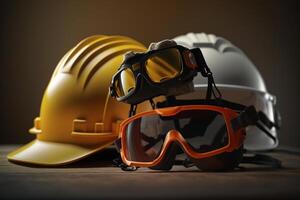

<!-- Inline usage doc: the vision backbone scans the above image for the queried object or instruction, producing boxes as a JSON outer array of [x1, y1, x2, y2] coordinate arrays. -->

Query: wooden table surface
[[1, 145, 300, 200]]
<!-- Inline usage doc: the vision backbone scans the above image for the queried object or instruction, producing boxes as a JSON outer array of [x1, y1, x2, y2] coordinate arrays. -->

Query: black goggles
[[110, 45, 212, 105]]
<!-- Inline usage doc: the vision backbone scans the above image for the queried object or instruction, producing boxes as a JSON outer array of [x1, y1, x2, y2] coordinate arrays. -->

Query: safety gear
[[119, 98, 278, 171], [110, 40, 213, 105], [7, 35, 151, 166], [174, 32, 280, 151]]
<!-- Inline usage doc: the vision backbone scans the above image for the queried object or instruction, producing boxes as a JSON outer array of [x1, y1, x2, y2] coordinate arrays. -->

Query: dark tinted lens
[[175, 110, 229, 152], [124, 110, 229, 162]]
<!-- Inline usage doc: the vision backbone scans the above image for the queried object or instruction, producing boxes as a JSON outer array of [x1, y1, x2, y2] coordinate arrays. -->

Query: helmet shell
[[8, 35, 151, 165], [174, 32, 278, 150]]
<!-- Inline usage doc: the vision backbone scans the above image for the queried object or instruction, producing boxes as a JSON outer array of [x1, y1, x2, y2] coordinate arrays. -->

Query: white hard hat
[[174, 32, 280, 151]]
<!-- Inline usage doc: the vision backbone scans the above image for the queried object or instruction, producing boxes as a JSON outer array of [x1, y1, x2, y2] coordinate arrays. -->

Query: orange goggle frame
[[119, 105, 246, 168]]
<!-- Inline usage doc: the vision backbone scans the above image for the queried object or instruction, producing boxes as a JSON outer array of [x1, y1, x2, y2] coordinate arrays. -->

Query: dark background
[[0, 0, 299, 147]]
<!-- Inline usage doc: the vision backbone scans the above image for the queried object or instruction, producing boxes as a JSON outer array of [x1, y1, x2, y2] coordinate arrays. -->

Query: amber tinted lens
[[114, 68, 136, 97], [124, 110, 229, 162], [145, 48, 182, 83]]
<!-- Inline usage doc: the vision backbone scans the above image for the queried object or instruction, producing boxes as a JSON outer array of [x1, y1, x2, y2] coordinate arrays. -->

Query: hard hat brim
[[7, 139, 114, 166]]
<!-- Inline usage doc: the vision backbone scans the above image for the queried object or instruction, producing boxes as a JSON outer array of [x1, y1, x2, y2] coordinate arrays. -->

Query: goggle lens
[[124, 110, 229, 162], [145, 48, 182, 83], [114, 68, 136, 97]]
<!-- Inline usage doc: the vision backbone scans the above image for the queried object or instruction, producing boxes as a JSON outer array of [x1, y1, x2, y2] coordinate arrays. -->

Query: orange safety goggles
[[119, 104, 248, 168]]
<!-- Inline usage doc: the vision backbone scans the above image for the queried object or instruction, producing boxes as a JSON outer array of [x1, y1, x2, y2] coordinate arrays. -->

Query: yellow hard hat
[[7, 35, 150, 166]]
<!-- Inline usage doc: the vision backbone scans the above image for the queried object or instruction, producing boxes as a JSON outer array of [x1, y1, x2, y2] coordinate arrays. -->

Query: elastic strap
[[129, 104, 137, 117], [207, 73, 222, 99], [206, 74, 213, 99], [158, 98, 277, 135], [231, 105, 278, 144], [157, 98, 246, 110], [258, 111, 279, 129], [157, 98, 278, 144], [191, 48, 210, 77], [191, 48, 222, 100], [231, 106, 258, 131]]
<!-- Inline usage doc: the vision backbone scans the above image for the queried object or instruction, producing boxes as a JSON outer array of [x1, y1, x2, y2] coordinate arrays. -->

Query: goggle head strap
[[191, 48, 222, 99], [190, 48, 211, 77], [231, 106, 258, 131], [231, 105, 278, 144], [156, 98, 279, 144], [129, 104, 138, 117]]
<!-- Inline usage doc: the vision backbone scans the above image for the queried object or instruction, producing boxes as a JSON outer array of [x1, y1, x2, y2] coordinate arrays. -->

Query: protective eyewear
[[119, 99, 279, 169], [120, 104, 246, 168], [110, 45, 212, 105]]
